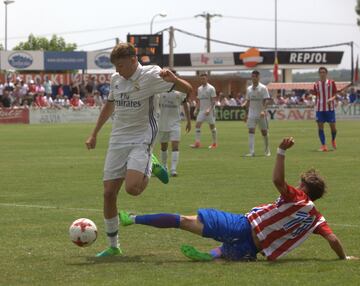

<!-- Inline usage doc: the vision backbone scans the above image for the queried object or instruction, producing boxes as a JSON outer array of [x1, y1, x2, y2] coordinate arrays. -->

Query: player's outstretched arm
[[272, 137, 295, 195], [324, 233, 359, 260], [85, 101, 114, 150]]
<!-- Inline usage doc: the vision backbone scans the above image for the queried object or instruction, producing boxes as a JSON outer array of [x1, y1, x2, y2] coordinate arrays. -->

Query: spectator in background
[[70, 81, 80, 98], [228, 94, 237, 106], [94, 90, 103, 107], [4, 77, 14, 92], [44, 92, 54, 108], [44, 76, 53, 99], [21, 99, 30, 108], [1, 90, 12, 107], [348, 88, 357, 104], [57, 84, 64, 97], [85, 76, 96, 95], [28, 80, 36, 94], [34, 92, 49, 108], [35, 78, 44, 94], [85, 93, 96, 107], [220, 94, 230, 106], [70, 94, 84, 109], [0, 82, 4, 97]]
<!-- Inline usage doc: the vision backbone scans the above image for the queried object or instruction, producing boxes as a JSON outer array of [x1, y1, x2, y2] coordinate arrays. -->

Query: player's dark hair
[[300, 168, 326, 201], [200, 73, 208, 77], [110, 43, 136, 63], [318, 66, 328, 74], [252, 70, 260, 76]]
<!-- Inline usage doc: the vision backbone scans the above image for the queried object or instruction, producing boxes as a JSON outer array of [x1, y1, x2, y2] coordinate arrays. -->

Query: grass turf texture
[[0, 120, 359, 286]]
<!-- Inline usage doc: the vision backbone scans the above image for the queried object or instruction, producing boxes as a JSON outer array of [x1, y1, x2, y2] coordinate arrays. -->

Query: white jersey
[[108, 63, 174, 146], [158, 91, 186, 132], [197, 83, 216, 112], [246, 82, 270, 118]]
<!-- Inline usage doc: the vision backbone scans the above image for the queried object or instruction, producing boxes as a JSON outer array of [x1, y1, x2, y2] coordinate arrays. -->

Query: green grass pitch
[[0, 120, 359, 286]]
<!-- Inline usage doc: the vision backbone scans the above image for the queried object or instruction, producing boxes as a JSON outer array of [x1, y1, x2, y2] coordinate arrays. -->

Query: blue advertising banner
[[44, 52, 87, 70]]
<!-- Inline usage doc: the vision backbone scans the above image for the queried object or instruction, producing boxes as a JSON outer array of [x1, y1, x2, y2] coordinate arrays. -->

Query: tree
[[0, 43, 3, 50], [13, 34, 77, 51], [356, 0, 360, 26]]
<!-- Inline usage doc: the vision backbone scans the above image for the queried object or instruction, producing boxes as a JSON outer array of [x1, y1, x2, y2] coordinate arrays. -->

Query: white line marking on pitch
[[0, 203, 359, 228], [0, 203, 102, 213]]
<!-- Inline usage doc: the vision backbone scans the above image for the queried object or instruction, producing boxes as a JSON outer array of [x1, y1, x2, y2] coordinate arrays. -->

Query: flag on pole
[[273, 55, 279, 82], [354, 55, 359, 82]]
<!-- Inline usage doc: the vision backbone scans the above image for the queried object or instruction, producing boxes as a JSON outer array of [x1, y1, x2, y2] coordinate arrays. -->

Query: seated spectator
[[70, 94, 84, 109], [21, 99, 30, 109], [228, 95, 237, 106], [1, 90, 12, 108], [34, 92, 49, 108], [44, 93, 54, 108], [85, 94, 96, 107], [220, 94, 230, 106]]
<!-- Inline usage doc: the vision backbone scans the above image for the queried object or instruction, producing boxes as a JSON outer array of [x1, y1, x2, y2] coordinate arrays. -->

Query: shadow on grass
[[66, 254, 188, 266]]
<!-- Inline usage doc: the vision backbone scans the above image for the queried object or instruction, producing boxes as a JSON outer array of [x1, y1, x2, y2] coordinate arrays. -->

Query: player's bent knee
[[125, 184, 144, 196], [179, 215, 203, 235]]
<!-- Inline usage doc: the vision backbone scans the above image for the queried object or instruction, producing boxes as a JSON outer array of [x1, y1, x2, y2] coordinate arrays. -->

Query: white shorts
[[196, 111, 216, 125], [103, 144, 151, 181], [158, 128, 181, 143], [247, 117, 269, 130]]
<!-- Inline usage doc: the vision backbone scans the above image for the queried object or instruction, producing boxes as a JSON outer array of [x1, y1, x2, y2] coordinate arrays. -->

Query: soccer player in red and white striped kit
[[313, 67, 338, 152], [118, 137, 358, 261]]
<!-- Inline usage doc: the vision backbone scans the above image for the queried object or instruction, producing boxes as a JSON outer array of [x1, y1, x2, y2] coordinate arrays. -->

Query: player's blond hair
[[110, 43, 136, 64], [300, 168, 326, 201]]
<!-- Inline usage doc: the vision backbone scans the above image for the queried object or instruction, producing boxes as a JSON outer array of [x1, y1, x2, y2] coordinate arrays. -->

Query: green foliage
[[0, 121, 359, 286], [0, 43, 3, 50], [356, 0, 360, 26], [12, 34, 77, 51]]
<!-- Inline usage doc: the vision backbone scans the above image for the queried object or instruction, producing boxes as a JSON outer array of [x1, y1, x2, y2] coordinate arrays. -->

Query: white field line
[[0, 203, 101, 213], [0, 203, 359, 228]]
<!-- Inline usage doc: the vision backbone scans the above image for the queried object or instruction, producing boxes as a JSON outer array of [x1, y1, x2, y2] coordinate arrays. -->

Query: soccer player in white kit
[[190, 73, 218, 149], [242, 70, 272, 157], [158, 82, 191, 177], [85, 43, 193, 257]]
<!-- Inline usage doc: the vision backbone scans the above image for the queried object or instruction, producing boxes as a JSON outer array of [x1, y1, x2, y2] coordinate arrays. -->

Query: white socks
[[161, 150, 168, 169], [171, 151, 179, 172], [249, 133, 255, 154], [211, 128, 217, 144], [104, 216, 119, 248], [263, 134, 269, 152], [195, 128, 201, 142]]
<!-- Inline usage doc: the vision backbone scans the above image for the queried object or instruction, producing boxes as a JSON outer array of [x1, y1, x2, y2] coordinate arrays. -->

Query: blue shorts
[[198, 208, 258, 261], [316, 111, 336, 123]]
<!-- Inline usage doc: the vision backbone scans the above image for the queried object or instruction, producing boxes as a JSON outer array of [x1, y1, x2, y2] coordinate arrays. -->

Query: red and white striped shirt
[[313, 80, 337, 112], [246, 184, 333, 261]]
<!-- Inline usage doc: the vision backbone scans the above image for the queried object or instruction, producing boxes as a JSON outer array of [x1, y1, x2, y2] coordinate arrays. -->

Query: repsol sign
[[290, 52, 327, 64]]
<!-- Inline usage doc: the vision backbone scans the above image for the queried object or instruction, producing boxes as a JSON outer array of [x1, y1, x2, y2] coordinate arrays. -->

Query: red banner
[[0, 108, 29, 124]]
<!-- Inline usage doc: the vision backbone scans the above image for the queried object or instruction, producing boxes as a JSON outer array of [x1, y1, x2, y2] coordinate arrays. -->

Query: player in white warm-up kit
[[158, 85, 191, 177], [190, 73, 218, 149], [85, 43, 192, 257], [242, 70, 272, 157]]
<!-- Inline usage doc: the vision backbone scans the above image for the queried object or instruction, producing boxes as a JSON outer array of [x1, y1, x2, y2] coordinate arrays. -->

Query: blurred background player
[[313, 67, 338, 152], [119, 137, 358, 262], [85, 43, 192, 257], [242, 70, 272, 157], [190, 73, 218, 149], [158, 73, 191, 177]]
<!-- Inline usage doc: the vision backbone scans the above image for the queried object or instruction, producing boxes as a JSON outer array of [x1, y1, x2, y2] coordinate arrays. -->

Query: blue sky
[[1, 0, 359, 70]]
